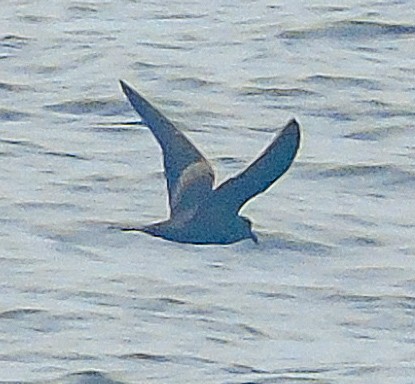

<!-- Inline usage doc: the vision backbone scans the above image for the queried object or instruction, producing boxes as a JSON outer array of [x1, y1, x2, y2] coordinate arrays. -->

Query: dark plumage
[[118, 80, 301, 244]]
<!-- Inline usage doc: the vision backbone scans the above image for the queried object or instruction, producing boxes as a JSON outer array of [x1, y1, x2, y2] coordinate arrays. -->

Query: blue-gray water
[[1, 1, 414, 383]]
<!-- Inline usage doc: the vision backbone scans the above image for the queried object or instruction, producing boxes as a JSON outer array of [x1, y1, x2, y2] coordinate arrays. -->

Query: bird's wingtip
[[288, 117, 300, 128], [119, 80, 138, 101], [119, 79, 129, 92], [282, 118, 301, 137]]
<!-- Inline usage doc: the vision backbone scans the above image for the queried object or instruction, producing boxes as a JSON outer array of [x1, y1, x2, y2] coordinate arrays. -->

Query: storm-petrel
[[118, 80, 301, 244]]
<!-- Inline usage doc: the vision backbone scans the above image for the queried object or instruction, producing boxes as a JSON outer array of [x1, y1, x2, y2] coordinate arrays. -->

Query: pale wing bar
[[120, 80, 214, 216]]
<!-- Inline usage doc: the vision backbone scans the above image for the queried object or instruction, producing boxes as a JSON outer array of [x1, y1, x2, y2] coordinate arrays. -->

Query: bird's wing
[[214, 119, 300, 212], [120, 80, 214, 218]]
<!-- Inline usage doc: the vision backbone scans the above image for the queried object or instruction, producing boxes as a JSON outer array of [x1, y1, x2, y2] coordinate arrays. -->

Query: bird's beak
[[251, 231, 258, 244]]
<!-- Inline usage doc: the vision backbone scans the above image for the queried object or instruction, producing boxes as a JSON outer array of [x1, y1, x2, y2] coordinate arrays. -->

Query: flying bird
[[118, 80, 301, 244]]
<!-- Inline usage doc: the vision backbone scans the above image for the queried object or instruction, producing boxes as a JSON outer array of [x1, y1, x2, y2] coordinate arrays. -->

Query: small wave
[[138, 41, 192, 51], [0, 82, 31, 92], [0, 308, 45, 319], [344, 125, 406, 141], [121, 352, 171, 363], [67, 5, 98, 16], [167, 76, 216, 89], [43, 151, 88, 160], [315, 164, 415, 186], [120, 352, 217, 368], [15, 201, 80, 211], [224, 363, 267, 374], [279, 20, 415, 40], [240, 86, 316, 98], [254, 232, 333, 255], [358, 99, 415, 119], [19, 14, 54, 24], [0, 108, 31, 121], [327, 293, 415, 312], [0, 34, 31, 49], [222, 365, 332, 382], [318, 164, 389, 178], [215, 156, 246, 166], [309, 5, 349, 13], [339, 235, 383, 247], [132, 60, 162, 69], [64, 29, 104, 37], [91, 121, 146, 134], [329, 293, 382, 304], [54, 370, 124, 384], [238, 323, 268, 337], [0, 138, 91, 162], [44, 99, 127, 116], [250, 291, 297, 300], [304, 74, 381, 91], [150, 13, 207, 21]]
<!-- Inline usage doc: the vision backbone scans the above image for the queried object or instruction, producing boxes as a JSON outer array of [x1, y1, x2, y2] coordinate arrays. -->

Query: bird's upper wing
[[214, 119, 300, 212], [120, 80, 214, 218]]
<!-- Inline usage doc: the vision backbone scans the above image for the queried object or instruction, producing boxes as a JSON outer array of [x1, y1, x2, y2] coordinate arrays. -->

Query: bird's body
[[139, 196, 255, 244], [119, 80, 301, 245]]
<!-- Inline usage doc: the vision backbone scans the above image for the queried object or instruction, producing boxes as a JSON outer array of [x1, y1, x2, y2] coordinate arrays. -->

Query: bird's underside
[[118, 80, 301, 244]]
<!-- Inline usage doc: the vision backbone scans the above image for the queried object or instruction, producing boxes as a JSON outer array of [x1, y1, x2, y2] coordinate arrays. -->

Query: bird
[[118, 80, 301, 245]]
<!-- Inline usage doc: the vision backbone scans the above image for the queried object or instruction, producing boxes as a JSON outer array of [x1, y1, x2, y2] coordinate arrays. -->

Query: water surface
[[0, 1, 414, 383]]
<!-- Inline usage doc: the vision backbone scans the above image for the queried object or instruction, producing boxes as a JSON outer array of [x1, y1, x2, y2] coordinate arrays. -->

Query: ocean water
[[1, 0, 414, 383]]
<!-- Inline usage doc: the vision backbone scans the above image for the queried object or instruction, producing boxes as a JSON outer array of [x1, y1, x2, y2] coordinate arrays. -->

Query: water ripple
[[240, 87, 317, 98], [0, 34, 31, 49], [303, 74, 382, 90], [55, 370, 124, 384], [344, 125, 406, 141], [44, 99, 128, 116], [0, 108, 31, 121], [1, 2, 414, 383], [279, 20, 415, 40], [0, 308, 45, 319], [315, 164, 415, 186], [0, 82, 32, 92]]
